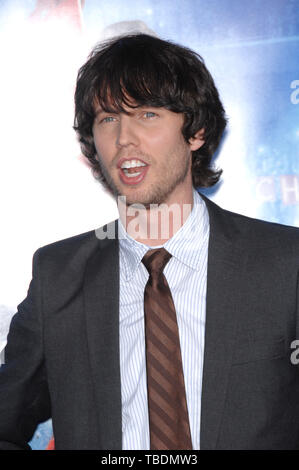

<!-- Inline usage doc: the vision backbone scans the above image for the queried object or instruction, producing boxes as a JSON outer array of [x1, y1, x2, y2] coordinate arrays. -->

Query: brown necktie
[[142, 248, 193, 450]]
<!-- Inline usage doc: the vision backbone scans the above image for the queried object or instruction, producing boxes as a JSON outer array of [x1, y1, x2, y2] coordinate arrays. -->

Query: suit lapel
[[199, 195, 249, 449], [84, 220, 122, 450]]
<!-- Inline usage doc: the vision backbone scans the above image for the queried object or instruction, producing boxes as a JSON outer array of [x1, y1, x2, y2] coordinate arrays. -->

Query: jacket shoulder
[[201, 193, 299, 251], [38, 228, 97, 253], [35, 220, 117, 269], [224, 206, 299, 241]]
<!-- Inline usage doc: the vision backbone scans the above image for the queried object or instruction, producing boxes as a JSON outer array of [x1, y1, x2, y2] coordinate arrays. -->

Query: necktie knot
[[142, 248, 172, 278]]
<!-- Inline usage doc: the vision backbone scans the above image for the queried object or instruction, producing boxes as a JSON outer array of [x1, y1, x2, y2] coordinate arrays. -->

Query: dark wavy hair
[[74, 33, 227, 188]]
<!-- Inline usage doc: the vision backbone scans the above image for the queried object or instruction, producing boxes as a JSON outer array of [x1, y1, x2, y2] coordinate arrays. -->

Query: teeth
[[123, 170, 142, 177], [121, 159, 146, 169]]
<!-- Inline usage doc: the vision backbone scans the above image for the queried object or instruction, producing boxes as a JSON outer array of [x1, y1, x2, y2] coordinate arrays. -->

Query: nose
[[116, 115, 139, 148]]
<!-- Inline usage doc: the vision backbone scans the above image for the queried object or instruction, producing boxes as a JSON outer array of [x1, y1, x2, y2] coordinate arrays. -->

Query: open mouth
[[118, 158, 150, 185], [119, 165, 149, 185]]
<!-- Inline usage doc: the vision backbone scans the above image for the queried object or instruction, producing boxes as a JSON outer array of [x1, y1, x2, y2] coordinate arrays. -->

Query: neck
[[118, 185, 194, 246]]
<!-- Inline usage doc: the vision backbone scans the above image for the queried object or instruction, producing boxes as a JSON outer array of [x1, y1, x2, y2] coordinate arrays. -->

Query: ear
[[189, 128, 205, 151]]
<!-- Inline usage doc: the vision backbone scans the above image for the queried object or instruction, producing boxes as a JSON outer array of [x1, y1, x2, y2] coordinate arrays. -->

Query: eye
[[101, 116, 116, 123], [144, 111, 157, 119]]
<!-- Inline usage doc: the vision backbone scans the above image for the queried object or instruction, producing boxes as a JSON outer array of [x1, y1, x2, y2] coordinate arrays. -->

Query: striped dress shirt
[[118, 188, 210, 450]]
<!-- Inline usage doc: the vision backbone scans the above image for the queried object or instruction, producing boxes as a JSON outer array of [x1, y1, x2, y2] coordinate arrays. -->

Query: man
[[1, 33, 299, 450]]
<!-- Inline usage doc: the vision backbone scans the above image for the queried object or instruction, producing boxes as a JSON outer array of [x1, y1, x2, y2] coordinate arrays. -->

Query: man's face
[[92, 101, 204, 207]]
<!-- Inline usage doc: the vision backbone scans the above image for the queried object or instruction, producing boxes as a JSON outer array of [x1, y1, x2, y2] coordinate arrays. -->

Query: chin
[[114, 183, 164, 207]]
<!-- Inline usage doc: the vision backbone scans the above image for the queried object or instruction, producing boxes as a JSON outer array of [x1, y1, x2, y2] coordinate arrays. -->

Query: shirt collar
[[118, 188, 209, 282]]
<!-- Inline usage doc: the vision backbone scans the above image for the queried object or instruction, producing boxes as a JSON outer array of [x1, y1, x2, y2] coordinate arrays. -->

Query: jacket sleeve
[[0, 249, 51, 450]]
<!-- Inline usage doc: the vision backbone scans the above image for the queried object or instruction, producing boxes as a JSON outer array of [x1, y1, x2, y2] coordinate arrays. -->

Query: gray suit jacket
[[1, 193, 299, 450]]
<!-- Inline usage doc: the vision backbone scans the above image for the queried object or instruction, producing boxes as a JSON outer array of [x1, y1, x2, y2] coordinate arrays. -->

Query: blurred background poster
[[0, 0, 298, 449]]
